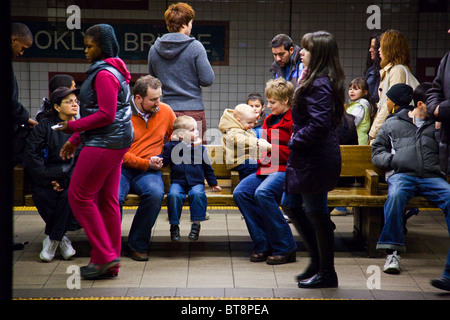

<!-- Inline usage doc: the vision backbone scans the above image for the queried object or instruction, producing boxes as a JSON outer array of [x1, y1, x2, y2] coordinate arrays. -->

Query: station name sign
[[16, 18, 229, 65]]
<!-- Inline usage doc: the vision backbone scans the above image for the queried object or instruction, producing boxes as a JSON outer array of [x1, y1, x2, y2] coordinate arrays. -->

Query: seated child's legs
[[188, 184, 207, 222], [167, 183, 186, 226], [377, 173, 416, 252]]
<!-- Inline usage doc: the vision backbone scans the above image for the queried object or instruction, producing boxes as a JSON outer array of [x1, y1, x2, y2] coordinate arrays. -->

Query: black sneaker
[[170, 225, 180, 242], [188, 223, 201, 241]]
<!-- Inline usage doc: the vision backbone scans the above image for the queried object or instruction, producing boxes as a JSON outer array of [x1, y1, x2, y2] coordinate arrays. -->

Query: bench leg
[[353, 207, 384, 257]]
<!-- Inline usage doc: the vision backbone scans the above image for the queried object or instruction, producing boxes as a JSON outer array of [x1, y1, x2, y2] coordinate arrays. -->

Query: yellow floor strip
[[14, 206, 440, 212], [13, 296, 346, 300], [14, 206, 239, 211]]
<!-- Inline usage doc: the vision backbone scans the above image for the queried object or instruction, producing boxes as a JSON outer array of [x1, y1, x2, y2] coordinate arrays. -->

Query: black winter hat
[[50, 86, 80, 106], [98, 24, 119, 58], [386, 83, 413, 107]]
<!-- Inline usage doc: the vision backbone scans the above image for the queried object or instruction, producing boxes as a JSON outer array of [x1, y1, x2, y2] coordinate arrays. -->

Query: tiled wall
[[12, 0, 450, 142]]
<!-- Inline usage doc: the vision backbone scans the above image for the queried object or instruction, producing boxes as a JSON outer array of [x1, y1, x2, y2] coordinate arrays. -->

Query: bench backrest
[[163, 144, 378, 180], [340, 145, 381, 177]]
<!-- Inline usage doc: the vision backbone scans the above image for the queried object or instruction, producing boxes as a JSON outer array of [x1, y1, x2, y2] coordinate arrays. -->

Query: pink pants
[[68, 146, 128, 265]]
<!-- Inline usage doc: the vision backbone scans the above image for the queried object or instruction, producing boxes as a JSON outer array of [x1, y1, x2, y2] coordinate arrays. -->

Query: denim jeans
[[234, 159, 258, 181], [377, 174, 450, 258], [119, 167, 165, 253], [233, 172, 297, 256], [167, 183, 206, 225]]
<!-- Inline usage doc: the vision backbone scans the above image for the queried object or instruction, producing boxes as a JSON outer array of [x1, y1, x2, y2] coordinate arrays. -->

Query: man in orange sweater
[[119, 75, 176, 261]]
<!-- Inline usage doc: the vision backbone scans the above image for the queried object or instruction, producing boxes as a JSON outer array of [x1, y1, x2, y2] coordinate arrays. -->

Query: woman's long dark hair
[[364, 32, 382, 76], [294, 31, 345, 127]]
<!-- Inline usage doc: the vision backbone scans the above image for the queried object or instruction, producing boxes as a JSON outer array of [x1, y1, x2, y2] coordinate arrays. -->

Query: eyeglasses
[[61, 99, 80, 105]]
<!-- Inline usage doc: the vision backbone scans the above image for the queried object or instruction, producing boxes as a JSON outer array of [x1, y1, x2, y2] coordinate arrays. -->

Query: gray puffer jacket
[[371, 109, 442, 178]]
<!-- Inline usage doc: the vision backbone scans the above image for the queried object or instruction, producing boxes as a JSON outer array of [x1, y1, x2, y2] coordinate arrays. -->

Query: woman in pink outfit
[[58, 24, 133, 279]]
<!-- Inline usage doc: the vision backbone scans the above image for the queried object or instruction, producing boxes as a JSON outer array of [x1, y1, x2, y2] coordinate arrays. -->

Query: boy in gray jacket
[[372, 82, 450, 277]]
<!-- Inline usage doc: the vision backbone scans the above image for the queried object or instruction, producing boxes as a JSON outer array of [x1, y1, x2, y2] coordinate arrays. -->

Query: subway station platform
[[11, 206, 450, 301]]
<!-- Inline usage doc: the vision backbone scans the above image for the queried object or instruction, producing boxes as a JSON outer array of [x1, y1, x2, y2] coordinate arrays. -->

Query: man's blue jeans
[[233, 172, 297, 256], [167, 183, 206, 225], [377, 174, 450, 262], [119, 167, 164, 253]]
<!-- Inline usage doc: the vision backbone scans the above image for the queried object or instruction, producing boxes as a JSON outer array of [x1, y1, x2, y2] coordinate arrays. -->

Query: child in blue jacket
[[155, 116, 221, 241]]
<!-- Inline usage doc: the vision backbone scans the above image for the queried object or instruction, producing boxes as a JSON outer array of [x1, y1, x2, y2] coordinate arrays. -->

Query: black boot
[[298, 214, 338, 288], [188, 223, 201, 241], [170, 225, 180, 242], [282, 206, 319, 281]]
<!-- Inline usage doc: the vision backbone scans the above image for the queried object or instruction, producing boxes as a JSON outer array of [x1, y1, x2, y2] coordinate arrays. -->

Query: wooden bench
[[13, 144, 443, 257]]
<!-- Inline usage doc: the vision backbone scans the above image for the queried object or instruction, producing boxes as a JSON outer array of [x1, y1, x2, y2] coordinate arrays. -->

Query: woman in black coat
[[24, 87, 80, 262], [281, 31, 345, 288]]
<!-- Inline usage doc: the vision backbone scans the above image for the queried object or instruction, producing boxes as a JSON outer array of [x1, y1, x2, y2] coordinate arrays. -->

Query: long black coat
[[427, 51, 450, 175], [285, 76, 341, 194]]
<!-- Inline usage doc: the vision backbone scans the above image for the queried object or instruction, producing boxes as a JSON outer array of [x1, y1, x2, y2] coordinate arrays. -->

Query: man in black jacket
[[372, 83, 450, 283], [11, 22, 37, 166], [426, 33, 450, 291]]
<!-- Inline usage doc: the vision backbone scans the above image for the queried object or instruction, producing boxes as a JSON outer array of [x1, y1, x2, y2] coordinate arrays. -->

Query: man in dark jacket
[[372, 83, 450, 283], [11, 22, 38, 166], [269, 34, 303, 89], [426, 36, 450, 291], [427, 51, 450, 175]]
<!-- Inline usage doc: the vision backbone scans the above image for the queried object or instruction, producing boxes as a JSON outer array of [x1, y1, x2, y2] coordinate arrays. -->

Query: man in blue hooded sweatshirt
[[148, 2, 214, 143]]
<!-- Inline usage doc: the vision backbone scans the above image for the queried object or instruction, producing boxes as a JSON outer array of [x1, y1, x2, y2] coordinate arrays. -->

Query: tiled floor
[[11, 206, 450, 300]]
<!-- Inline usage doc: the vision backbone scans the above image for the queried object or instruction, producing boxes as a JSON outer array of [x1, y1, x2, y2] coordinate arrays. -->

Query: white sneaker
[[59, 235, 76, 260], [383, 251, 401, 274], [39, 236, 59, 262]]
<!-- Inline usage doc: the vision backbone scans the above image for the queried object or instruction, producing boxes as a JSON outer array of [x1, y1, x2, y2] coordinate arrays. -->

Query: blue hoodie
[[148, 33, 214, 111]]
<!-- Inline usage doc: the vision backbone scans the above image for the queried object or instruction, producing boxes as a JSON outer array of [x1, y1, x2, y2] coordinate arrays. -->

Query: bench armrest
[[162, 171, 171, 194], [230, 171, 240, 192], [365, 169, 379, 195], [13, 164, 25, 206]]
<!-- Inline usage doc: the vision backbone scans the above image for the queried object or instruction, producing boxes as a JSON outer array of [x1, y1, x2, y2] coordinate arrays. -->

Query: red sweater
[[257, 108, 293, 175]]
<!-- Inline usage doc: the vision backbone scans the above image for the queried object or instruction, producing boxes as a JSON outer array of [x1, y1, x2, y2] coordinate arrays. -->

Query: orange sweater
[[122, 102, 176, 171]]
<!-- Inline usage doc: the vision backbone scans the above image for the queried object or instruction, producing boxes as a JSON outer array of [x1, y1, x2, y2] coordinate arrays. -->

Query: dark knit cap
[[85, 24, 119, 58], [386, 83, 413, 107]]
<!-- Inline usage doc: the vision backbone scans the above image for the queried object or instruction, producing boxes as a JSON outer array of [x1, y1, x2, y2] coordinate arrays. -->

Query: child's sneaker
[[383, 251, 401, 274]]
